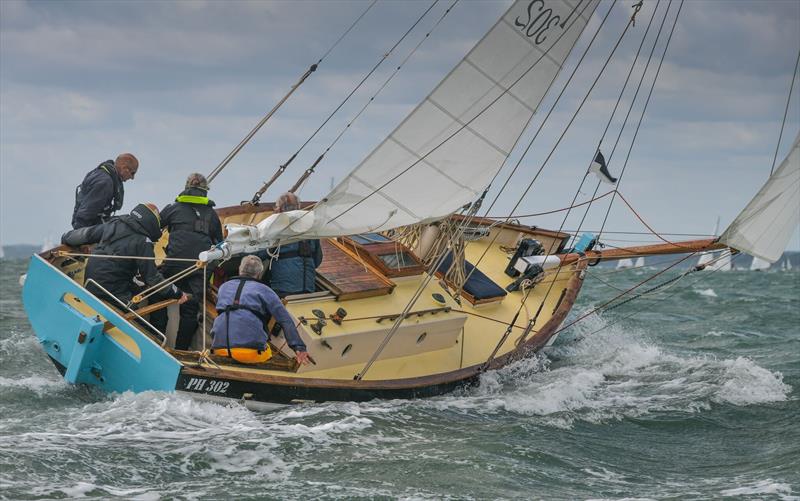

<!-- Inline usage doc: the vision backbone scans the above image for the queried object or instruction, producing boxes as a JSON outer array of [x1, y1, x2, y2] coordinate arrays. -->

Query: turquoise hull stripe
[[22, 255, 182, 393]]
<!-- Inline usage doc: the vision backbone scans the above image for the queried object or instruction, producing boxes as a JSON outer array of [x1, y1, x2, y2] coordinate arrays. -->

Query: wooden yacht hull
[[22, 204, 585, 408]]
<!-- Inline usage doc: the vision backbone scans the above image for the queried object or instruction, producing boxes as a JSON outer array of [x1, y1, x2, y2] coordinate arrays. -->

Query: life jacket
[[270, 241, 316, 294], [172, 193, 215, 235], [74, 160, 124, 222], [215, 277, 273, 360]]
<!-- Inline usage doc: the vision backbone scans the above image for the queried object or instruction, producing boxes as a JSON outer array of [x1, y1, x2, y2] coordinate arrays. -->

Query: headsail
[[720, 133, 800, 263], [211, 0, 600, 257]]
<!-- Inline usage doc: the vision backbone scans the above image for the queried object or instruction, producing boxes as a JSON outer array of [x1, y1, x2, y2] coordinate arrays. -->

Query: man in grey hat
[[150, 173, 223, 350]]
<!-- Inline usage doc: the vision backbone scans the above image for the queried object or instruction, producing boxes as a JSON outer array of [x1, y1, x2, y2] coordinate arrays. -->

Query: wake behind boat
[[21, 0, 800, 410]]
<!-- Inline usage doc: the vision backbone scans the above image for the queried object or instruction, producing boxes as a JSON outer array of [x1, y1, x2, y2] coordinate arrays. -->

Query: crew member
[[268, 192, 323, 297], [211, 255, 310, 365], [83, 203, 188, 306], [150, 173, 223, 350], [72, 153, 139, 229]]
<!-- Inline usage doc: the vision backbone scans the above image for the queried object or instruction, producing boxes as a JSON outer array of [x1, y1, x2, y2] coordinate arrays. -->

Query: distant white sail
[[634, 256, 645, 268], [750, 256, 771, 271], [616, 258, 634, 270], [697, 251, 714, 267], [219, 0, 600, 253], [720, 133, 800, 263], [712, 253, 732, 272]]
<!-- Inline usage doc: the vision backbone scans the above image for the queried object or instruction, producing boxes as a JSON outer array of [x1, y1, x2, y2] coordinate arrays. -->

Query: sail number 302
[[184, 377, 230, 394], [514, 0, 584, 45]]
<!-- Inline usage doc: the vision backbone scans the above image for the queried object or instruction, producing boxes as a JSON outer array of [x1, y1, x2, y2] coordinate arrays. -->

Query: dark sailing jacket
[[84, 204, 181, 304], [72, 160, 124, 229], [159, 188, 223, 270], [268, 240, 323, 297], [211, 277, 307, 352]]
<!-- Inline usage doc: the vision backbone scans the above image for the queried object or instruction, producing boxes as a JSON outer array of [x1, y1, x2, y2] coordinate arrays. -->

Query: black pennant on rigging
[[589, 150, 617, 185]]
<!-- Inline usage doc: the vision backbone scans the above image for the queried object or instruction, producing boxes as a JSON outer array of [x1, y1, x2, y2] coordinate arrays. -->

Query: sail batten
[[720, 133, 800, 263]]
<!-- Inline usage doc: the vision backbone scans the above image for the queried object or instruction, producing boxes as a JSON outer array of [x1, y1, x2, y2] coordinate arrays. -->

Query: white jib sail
[[720, 133, 800, 263], [211, 0, 600, 258]]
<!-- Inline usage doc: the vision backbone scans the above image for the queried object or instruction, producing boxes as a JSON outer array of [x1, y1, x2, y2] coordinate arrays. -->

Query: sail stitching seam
[[424, 96, 511, 157], [388, 135, 480, 193], [462, 57, 535, 114], [349, 173, 421, 219]]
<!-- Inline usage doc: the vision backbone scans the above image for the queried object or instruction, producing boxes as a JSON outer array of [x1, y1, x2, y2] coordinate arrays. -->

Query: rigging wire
[[498, 2, 691, 350], [290, 0, 460, 195], [465, 0, 636, 288], [481, 0, 650, 360], [322, 0, 602, 228], [554, 249, 699, 336], [565, 252, 744, 343], [572, 0, 674, 243], [538, 0, 662, 249], [597, 0, 685, 241], [257, 0, 601, 264], [770, 47, 800, 175], [249, 0, 440, 203], [205, 0, 377, 184], [317, 0, 379, 65]]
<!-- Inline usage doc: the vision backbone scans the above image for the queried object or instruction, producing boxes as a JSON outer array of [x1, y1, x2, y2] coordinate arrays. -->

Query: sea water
[[0, 258, 797, 500]]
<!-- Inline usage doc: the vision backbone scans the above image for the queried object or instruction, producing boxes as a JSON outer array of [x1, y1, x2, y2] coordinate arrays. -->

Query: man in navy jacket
[[268, 192, 323, 297], [72, 153, 139, 229]]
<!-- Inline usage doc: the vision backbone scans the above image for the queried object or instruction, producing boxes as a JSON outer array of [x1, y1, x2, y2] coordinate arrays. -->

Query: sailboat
[[616, 258, 635, 270], [21, 0, 800, 409], [750, 256, 771, 272], [634, 257, 645, 268], [784, 257, 794, 271]]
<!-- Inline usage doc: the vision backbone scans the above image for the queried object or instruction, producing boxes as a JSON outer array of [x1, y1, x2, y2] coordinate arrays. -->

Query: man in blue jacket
[[72, 153, 139, 229], [268, 192, 323, 297], [212, 255, 310, 365]]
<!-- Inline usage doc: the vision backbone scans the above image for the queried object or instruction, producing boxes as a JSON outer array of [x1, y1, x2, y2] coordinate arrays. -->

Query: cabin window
[[377, 252, 418, 270], [340, 234, 426, 278], [350, 233, 392, 245]]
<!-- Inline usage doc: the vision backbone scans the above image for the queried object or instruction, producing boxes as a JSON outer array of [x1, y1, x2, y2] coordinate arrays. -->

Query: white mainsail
[[720, 133, 800, 263], [634, 256, 645, 268], [210, 0, 600, 258]]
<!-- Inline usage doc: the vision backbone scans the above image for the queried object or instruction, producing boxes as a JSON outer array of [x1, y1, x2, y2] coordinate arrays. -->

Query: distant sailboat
[[616, 258, 634, 270], [697, 251, 714, 268], [782, 257, 793, 271], [712, 253, 733, 272], [750, 256, 771, 271], [634, 256, 645, 268], [697, 217, 732, 271]]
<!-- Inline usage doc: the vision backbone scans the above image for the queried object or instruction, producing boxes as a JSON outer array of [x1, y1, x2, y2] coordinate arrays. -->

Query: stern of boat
[[21, 254, 182, 392]]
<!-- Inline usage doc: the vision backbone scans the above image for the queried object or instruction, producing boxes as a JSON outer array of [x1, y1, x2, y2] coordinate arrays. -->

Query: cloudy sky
[[1, 0, 798, 251]]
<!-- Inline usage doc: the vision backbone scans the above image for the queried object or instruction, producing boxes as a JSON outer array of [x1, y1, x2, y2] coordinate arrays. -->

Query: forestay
[[214, 0, 600, 256], [720, 133, 800, 263]]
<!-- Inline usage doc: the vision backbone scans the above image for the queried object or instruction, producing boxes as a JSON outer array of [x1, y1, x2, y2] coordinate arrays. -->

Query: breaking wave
[[422, 312, 791, 428]]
